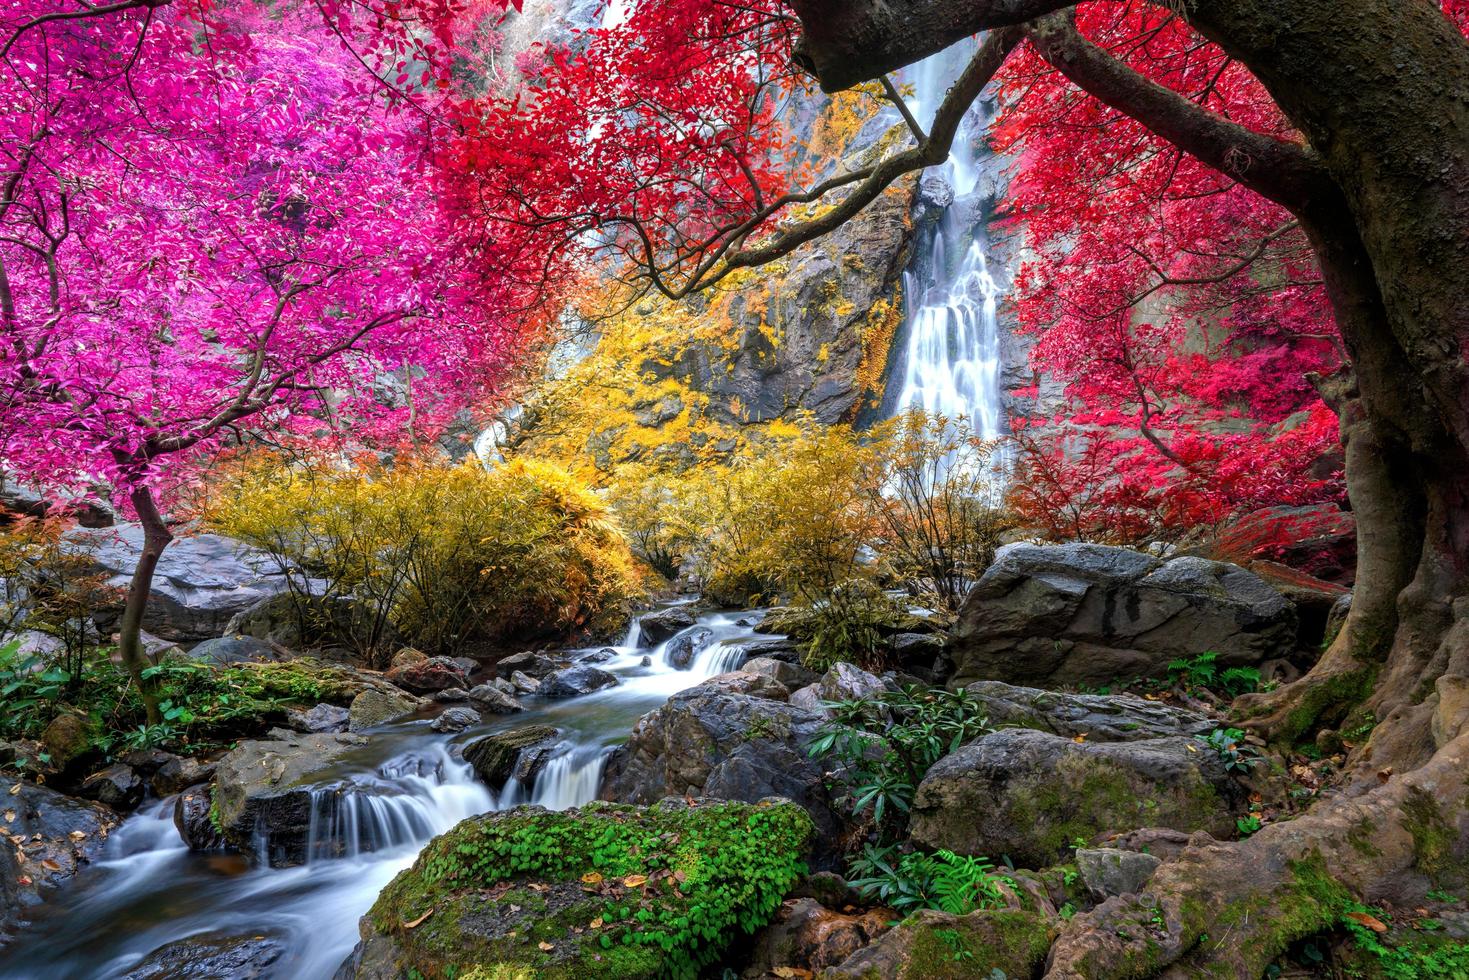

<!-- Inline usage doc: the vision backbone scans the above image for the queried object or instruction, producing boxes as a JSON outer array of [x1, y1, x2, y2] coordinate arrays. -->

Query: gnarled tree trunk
[[117, 485, 170, 726]]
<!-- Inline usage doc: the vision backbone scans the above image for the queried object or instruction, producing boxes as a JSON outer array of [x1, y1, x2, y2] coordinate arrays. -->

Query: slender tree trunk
[[118, 485, 172, 726]]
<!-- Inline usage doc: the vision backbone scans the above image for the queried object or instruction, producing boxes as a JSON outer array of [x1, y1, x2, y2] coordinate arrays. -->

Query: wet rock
[[285, 703, 350, 734], [1076, 847, 1163, 900], [507, 670, 541, 694], [822, 908, 1056, 979], [600, 689, 843, 865], [462, 725, 560, 788], [727, 637, 803, 663], [465, 683, 524, 714], [743, 656, 821, 690], [577, 647, 618, 664], [67, 525, 290, 641], [538, 665, 620, 698], [665, 627, 714, 669], [385, 655, 469, 693], [910, 728, 1239, 868], [210, 731, 370, 866], [42, 709, 92, 770], [430, 687, 468, 702], [693, 670, 790, 700], [493, 651, 566, 680], [174, 783, 227, 851], [449, 657, 478, 676], [0, 781, 118, 943], [949, 543, 1298, 688], [340, 799, 814, 980], [743, 898, 894, 976], [151, 755, 217, 797], [963, 680, 1216, 742], [638, 655, 652, 667], [120, 931, 287, 979], [347, 689, 420, 731], [188, 634, 285, 666], [429, 706, 480, 733], [636, 606, 699, 646], [80, 763, 146, 810]]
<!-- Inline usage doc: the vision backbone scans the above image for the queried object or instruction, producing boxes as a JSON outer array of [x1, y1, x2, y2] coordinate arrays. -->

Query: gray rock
[[174, 783, 227, 851], [384, 655, 468, 693], [285, 703, 350, 734], [949, 543, 1298, 688], [690, 670, 789, 700], [120, 931, 286, 980], [210, 731, 370, 866], [636, 606, 698, 646], [66, 524, 291, 641], [725, 637, 802, 663], [187, 634, 284, 665], [507, 670, 541, 694], [1076, 847, 1163, 900], [664, 627, 713, 669], [347, 689, 420, 731], [964, 680, 1216, 742], [429, 706, 480, 733], [538, 665, 619, 698], [462, 725, 560, 788], [465, 683, 524, 714], [493, 651, 566, 680], [79, 763, 145, 810], [787, 683, 826, 715], [150, 755, 217, 796], [1106, 826, 1201, 861], [816, 662, 891, 703], [910, 728, 1239, 868], [742, 656, 821, 689], [577, 647, 617, 664], [0, 781, 118, 943], [430, 687, 468, 702]]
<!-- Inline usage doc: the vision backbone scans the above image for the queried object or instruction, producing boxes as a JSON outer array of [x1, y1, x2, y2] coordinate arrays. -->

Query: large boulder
[[0, 781, 118, 943], [635, 606, 699, 646], [119, 931, 287, 980], [187, 634, 285, 665], [948, 543, 1298, 688], [79, 763, 146, 810], [66, 524, 291, 641], [461, 725, 561, 788], [384, 655, 469, 693], [338, 799, 814, 980], [963, 680, 1216, 742], [347, 689, 421, 731], [492, 651, 567, 680], [209, 731, 370, 866], [538, 665, 619, 698], [909, 728, 1240, 868], [664, 626, 713, 668], [464, 683, 524, 715], [600, 687, 844, 863]]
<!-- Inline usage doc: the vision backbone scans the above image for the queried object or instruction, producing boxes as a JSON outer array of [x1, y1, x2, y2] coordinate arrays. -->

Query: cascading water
[[0, 605, 773, 979], [887, 40, 1010, 459]]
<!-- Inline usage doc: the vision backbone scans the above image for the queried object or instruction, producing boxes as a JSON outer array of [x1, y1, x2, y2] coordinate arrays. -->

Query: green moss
[[1401, 786, 1461, 881], [895, 909, 1055, 980], [1266, 666, 1377, 745], [370, 800, 813, 979]]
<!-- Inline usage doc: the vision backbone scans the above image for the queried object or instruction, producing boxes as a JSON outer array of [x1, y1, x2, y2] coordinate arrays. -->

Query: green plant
[[1336, 902, 1469, 979], [798, 580, 905, 672], [1236, 814, 1263, 837], [1197, 727, 1261, 773], [1165, 652, 1262, 698], [808, 685, 991, 841], [847, 844, 1013, 915]]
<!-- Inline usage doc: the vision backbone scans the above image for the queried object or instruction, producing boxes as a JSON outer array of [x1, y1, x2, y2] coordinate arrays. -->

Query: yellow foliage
[[854, 289, 904, 409]]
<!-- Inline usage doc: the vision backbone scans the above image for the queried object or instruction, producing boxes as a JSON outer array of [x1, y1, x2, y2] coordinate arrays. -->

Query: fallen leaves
[[402, 909, 435, 929], [580, 871, 603, 885], [1346, 911, 1388, 933], [622, 874, 648, 888], [537, 941, 555, 951]]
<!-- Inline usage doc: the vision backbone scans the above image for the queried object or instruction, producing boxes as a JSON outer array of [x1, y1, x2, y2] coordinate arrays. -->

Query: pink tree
[[0, 0, 523, 718]]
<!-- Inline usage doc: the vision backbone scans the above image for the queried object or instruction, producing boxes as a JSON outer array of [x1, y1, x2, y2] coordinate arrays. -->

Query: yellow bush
[[204, 457, 642, 661]]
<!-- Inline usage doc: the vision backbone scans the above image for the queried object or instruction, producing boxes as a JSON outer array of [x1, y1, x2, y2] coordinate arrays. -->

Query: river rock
[[821, 908, 1056, 979], [285, 702, 350, 734], [347, 689, 420, 731], [120, 931, 287, 979], [538, 665, 619, 698], [462, 725, 561, 788], [909, 728, 1239, 868], [742, 656, 821, 690], [173, 783, 227, 851], [66, 524, 290, 641], [963, 680, 1216, 742], [742, 898, 895, 976], [0, 781, 118, 943], [665, 626, 713, 668], [79, 763, 146, 810], [493, 651, 566, 680], [150, 754, 217, 796], [600, 688, 844, 864], [577, 647, 618, 664], [465, 683, 524, 714], [693, 670, 790, 700], [948, 543, 1298, 688], [1076, 847, 1163, 900], [188, 634, 286, 665], [636, 606, 699, 645], [210, 731, 370, 866], [508, 669, 541, 694], [384, 655, 468, 693], [727, 637, 803, 663], [429, 706, 481, 733]]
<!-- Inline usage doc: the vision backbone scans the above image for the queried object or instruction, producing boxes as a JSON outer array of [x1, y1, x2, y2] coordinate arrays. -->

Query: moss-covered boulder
[[910, 728, 1240, 868], [341, 798, 815, 979], [462, 725, 560, 788], [820, 908, 1056, 979]]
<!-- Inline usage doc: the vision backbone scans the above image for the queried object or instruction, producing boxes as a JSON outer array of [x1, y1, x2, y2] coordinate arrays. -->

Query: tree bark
[[118, 485, 171, 726]]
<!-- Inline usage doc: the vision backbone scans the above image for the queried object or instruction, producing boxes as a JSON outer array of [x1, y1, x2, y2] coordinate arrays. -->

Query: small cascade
[[500, 743, 612, 811]]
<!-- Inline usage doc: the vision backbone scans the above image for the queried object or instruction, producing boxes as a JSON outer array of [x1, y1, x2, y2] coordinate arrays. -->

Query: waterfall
[[888, 39, 1009, 455]]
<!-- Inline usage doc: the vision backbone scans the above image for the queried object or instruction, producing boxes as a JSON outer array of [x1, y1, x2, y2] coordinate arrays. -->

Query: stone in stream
[[120, 931, 287, 979], [285, 702, 350, 734], [384, 655, 469, 693], [465, 683, 525, 714], [79, 763, 146, 811], [909, 728, 1241, 869], [537, 664, 619, 698], [429, 706, 480, 733], [742, 657, 821, 690], [209, 731, 371, 866], [0, 781, 119, 944], [461, 725, 560, 788], [664, 626, 713, 668], [507, 670, 541, 694], [493, 650, 566, 680], [635, 605, 698, 646], [174, 783, 228, 851], [347, 689, 420, 732], [577, 647, 618, 664], [947, 542, 1298, 689], [742, 897, 896, 975], [149, 754, 217, 797]]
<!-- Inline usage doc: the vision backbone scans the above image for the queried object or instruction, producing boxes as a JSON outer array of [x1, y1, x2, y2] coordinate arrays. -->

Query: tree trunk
[[118, 485, 172, 726]]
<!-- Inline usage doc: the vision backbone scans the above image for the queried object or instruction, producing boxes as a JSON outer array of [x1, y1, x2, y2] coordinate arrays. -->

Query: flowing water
[[1, 606, 770, 979]]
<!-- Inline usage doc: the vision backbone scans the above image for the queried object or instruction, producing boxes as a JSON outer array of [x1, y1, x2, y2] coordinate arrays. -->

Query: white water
[[1, 605, 772, 979], [890, 41, 1008, 449]]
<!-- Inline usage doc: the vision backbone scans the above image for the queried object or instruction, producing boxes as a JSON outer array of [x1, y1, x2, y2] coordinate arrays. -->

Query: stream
[[0, 605, 767, 979]]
